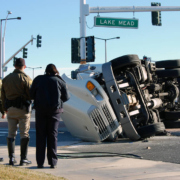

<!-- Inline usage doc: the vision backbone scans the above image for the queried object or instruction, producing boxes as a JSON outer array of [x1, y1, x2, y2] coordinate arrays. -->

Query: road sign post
[[94, 17, 139, 29]]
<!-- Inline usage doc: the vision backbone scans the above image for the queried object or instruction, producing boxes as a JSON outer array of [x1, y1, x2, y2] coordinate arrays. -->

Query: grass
[[0, 164, 67, 180]]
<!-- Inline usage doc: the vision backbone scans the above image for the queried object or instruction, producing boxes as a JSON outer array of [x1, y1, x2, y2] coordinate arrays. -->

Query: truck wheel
[[163, 120, 180, 128], [136, 122, 165, 138], [110, 54, 141, 70], [156, 60, 180, 69], [156, 69, 180, 78], [164, 111, 180, 121]]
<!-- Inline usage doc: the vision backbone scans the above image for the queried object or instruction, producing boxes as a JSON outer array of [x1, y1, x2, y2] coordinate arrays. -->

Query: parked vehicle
[[61, 54, 180, 142]]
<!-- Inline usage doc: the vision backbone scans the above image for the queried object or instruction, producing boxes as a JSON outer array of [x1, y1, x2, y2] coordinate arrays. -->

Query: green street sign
[[94, 17, 139, 29]]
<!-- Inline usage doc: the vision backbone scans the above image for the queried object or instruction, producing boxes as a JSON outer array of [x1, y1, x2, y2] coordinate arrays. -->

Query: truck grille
[[101, 104, 117, 131], [90, 108, 109, 140]]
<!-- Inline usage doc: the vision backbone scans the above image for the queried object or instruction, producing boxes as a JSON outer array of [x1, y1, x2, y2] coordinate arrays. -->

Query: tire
[[110, 54, 141, 70], [163, 120, 180, 128], [164, 111, 180, 121], [156, 60, 180, 69], [136, 122, 165, 138], [156, 69, 180, 78]]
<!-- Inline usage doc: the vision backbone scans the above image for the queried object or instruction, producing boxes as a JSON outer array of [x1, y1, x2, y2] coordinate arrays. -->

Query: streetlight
[[95, 37, 120, 63], [26, 67, 42, 79], [0, 11, 21, 78]]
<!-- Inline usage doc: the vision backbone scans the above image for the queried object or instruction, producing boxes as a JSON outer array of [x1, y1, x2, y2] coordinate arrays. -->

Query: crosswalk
[[0, 130, 8, 137], [0, 128, 79, 147]]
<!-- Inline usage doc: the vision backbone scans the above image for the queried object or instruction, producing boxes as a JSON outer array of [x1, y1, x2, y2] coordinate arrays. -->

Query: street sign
[[94, 16, 139, 29]]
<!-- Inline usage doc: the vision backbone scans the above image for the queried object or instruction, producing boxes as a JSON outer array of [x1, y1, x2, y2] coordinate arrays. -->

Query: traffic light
[[13, 57, 17, 66], [143, 55, 151, 62], [37, 35, 42, 48], [143, 56, 147, 60], [23, 48, 28, 58], [71, 38, 81, 63], [151, 2, 162, 26], [85, 36, 95, 62]]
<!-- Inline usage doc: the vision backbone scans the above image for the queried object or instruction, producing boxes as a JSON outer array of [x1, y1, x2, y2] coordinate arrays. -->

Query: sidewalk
[[1, 145, 180, 180]]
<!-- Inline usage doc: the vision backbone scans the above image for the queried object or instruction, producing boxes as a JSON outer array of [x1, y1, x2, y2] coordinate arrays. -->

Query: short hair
[[14, 58, 25, 67], [45, 64, 59, 75]]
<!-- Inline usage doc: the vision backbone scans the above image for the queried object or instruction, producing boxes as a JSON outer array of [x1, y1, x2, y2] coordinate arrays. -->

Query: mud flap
[[102, 62, 140, 141]]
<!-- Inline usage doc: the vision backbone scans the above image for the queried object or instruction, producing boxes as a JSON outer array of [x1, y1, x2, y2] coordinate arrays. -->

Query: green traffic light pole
[[26, 66, 42, 79], [95, 37, 120, 63]]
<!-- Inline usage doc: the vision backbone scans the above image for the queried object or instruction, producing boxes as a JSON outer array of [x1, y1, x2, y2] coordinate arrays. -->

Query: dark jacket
[[30, 74, 70, 110]]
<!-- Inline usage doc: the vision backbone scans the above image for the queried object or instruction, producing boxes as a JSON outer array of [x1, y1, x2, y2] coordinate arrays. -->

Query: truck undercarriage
[[61, 55, 180, 142]]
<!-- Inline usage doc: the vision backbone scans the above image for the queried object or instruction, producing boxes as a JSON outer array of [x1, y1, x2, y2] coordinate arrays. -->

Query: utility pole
[[80, 0, 89, 64]]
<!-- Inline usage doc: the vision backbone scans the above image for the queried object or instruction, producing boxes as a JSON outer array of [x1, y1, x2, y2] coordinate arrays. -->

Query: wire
[[86, 21, 94, 29], [57, 152, 143, 159]]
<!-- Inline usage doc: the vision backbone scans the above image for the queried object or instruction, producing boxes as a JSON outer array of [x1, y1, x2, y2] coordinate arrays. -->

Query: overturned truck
[[61, 55, 180, 142]]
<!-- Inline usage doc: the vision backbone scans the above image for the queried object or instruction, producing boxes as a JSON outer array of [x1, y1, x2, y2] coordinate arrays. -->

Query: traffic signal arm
[[3, 37, 34, 68]]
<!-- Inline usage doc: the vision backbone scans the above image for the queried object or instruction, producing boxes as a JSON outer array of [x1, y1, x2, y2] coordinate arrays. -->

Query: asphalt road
[[1, 128, 180, 164], [1, 111, 180, 165], [60, 135, 180, 164]]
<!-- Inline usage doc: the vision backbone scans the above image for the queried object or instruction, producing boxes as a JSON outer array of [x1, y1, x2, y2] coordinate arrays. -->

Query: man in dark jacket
[[30, 75, 69, 110], [30, 64, 69, 168]]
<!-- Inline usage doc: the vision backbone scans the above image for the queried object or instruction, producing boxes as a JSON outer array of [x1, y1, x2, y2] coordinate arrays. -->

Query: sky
[[1, 0, 180, 79]]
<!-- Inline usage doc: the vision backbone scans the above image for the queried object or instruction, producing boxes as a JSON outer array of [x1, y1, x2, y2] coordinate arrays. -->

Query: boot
[[19, 137, 32, 166], [7, 137, 17, 165], [0, 157, 3, 162]]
